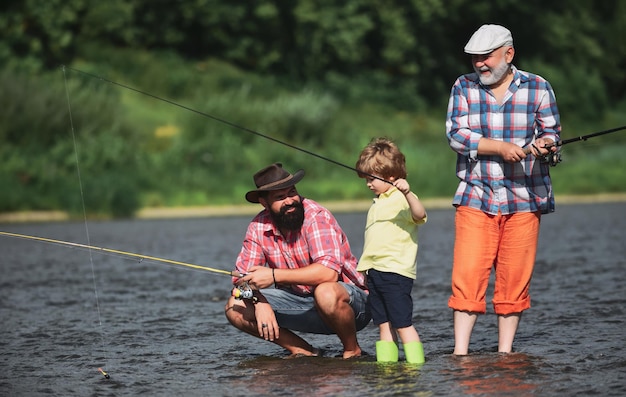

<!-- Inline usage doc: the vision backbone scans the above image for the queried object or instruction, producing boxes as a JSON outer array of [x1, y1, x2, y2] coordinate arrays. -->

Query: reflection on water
[[441, 353, 542, 396], [231, 355, 432, 397]]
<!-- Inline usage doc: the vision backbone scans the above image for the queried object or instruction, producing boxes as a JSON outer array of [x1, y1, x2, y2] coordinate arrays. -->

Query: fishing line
[[61, 65, 393, 185], [62, 65, 112, 379], [0, 228, 244, 380]]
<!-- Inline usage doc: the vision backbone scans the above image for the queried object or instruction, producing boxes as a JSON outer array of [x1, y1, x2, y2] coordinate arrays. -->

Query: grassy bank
[[2, 193, 626, 224], [1, 50, 625, 219]]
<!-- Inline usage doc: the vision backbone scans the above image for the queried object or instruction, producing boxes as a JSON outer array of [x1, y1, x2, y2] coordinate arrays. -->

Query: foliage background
[[1, 0, 625, 218]]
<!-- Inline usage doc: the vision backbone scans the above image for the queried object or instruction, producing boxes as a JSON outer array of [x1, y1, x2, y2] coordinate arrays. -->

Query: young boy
[[355, 137, 427, 364]]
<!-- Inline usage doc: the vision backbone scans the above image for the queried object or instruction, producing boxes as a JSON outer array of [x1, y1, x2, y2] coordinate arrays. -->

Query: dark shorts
[[367, 269, 414, 328], [260, 282, 371, 334]]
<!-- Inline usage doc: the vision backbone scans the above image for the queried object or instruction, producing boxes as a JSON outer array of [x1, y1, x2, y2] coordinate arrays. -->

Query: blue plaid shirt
[[446, 65, 561, 215]]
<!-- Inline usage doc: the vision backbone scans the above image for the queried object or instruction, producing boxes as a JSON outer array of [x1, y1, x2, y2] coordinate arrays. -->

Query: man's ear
[[258, 197, 269, 210], [505, 46, 515, 63]]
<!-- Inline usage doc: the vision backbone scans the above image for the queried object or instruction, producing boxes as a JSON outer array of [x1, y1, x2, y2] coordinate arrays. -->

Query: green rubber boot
[[403, 341, 425, 364], [375, 341, 399, 362]]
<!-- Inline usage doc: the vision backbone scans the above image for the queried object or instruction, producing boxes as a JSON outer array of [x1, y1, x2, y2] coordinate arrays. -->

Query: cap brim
[[464, 48, 494, 55]]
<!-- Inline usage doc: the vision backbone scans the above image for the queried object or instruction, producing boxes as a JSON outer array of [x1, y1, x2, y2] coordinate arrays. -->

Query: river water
[[1, 201, 624, 396]]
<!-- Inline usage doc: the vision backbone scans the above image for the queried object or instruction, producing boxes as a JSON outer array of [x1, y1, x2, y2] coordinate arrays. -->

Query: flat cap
[[464, 24, 513, 54]]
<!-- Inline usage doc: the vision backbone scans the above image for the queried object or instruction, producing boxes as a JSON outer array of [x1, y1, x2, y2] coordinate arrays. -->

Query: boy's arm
[[394, 179, 427, 222]]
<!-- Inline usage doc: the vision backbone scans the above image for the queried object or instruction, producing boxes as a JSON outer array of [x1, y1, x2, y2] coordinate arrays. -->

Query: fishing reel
[[526, 143, 561, 167], [539, 152, 562, 167], [232, 282, 258, 303]]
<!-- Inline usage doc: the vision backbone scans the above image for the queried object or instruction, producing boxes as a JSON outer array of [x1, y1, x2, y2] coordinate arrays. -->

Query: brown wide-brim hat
[[245, 163, 305, 203]]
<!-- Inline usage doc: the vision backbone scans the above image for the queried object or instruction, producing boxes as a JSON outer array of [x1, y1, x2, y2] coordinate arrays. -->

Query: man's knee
[[225, 297, 246, 325], [314, 282, 349, 311], [316, 281, 345, 297]]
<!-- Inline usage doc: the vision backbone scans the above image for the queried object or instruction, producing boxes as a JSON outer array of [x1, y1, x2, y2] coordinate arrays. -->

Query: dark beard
[[270, 200, 305, 232]]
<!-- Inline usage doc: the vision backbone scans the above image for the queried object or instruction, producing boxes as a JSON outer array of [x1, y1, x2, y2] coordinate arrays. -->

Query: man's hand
[[499, 141, 528, 163], [254, 301, 279, 341], [522, 138, 557, 158], [239, 266, 274, 289]]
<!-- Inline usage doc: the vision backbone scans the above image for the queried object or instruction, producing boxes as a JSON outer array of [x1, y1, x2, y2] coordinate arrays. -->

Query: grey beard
[[476, 61, 510, 86]]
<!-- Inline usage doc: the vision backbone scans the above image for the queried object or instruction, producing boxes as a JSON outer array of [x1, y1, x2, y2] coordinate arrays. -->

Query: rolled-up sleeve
[[303, 211, 343, 274], [232, 221, 266, 284], [446, 79, 482, 161], [535, 83, 560, 144]]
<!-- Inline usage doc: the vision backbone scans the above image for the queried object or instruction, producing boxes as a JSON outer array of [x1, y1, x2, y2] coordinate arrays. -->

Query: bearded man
[[224, 163, 371, 359], [445, 24, 561, 355]]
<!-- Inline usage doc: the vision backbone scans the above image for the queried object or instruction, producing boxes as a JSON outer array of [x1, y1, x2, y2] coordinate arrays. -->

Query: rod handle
[[523, 141, 558, 156]]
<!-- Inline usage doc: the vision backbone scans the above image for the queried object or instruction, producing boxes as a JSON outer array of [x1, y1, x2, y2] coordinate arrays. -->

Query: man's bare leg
[[498, 312, 521, 353], [314, 282, 362, 359], [225, 298, 317, 356], [453, 310, 478, 355]]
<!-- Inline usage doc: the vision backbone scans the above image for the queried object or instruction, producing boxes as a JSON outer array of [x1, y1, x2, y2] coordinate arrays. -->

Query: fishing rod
[[1, 231, 257, 301], [552, 125, 626, 147], [61, 65, 393, 185], [0, 231, 243, 278], [524, 125, 626, 165]]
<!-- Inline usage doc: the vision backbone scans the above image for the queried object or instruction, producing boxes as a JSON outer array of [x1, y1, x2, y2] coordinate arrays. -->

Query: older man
[[445, 25, 561, 355]]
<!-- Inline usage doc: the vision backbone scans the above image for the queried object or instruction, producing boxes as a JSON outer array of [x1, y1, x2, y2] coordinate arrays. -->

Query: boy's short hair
[[355, 137, 407, 180]]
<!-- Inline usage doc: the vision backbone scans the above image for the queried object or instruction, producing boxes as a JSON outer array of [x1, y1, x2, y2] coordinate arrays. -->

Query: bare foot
[[342, 347, 362, 359], [284, 347, 323, 359]]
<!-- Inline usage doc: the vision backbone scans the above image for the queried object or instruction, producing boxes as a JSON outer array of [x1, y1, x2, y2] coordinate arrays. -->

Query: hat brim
[[464, 48, 496, 55], [245, 169, 305, 203]]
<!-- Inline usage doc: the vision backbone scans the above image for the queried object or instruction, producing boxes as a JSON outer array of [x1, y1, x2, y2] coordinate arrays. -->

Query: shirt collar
[[378, 186, 398, 199]]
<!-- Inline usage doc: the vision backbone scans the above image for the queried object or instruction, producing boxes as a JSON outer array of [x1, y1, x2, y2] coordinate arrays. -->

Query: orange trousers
[[448, 206, 541, 315]]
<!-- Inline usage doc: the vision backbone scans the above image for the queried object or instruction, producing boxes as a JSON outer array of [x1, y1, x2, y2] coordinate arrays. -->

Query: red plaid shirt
[[234, 198, 366, 294]]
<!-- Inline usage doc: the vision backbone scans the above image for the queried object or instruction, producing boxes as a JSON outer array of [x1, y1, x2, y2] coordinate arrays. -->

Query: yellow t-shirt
[[356, 187, 427, 279]]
